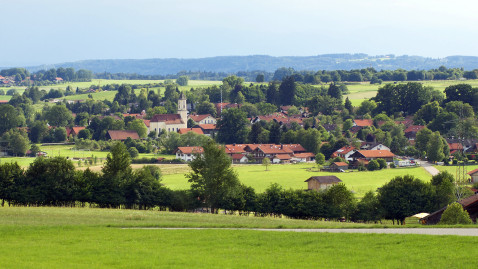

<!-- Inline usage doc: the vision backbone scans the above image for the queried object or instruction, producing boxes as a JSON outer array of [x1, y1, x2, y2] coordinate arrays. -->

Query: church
[[149, 92, 188, 135]]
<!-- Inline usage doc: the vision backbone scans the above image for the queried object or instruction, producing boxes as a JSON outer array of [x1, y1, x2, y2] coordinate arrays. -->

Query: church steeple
[[178, 92, 187, 123]]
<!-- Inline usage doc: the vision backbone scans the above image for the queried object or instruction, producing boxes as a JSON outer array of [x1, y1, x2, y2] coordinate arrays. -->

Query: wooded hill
[[22, 54, 478, 76]]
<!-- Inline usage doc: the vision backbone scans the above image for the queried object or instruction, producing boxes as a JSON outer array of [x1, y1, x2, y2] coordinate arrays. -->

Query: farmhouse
[[178, 127, 204, 135], [175, 146, 204, 162], [231, 154, 248, 164], [305, 176, 342, 191], [291, 152, 316, 162], [66, 126, 86, 137], [197, 124, 217, 137], [149, 92, 187, 135], [331, 146, 356, 161], [350, 150, 395, 162], [273, 154, 291, 164]]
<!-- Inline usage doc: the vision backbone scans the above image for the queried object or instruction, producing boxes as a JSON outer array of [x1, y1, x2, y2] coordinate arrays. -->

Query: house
[[330, 162, 349, 171], [178, 128, 204, 135], [107, 130, 140, 141], [175, 146, 204, 162], [422, 194, 478, 224], [149, 92, 187, 135], [404, 125, 425, 140], [291, 152, 316, 162], [197, 124, 217, 137], [468, 169, 478, 183], [305, 176, 342, 191], [273, 154, 291, 164], [353, 119, 373, 127], [231, 154, 248, 164], [0, 100, 9, 104], [350, 150, 395, 162], [349, 159, 369, 169], [448, 143, 464, 155], [189, 114, 217, 125], [224, 144, 248, 155], [66, 126, 86, 137], [250, 112, 304, 127], [360, 142, 390, 151], [331, 146, 356, 161]]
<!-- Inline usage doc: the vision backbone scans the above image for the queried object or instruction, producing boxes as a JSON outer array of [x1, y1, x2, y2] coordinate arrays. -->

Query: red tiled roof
[[468, 169, 478, 176], [176, 146, 204, 154], [70, 126, 86, 136], [178, 128, 204, 135], [0, 100, 8, 104], [274, 154, 292, 160], [282, 144, 307, 152], [404, 125, 425, 133], [305, 176, 342, 184], [231, 153, 246, 160], [333, 146, 356, 156], [151, 114, 184, 124], [198, 124, 216, 130], [332, 162, 349, 167], [189, 114, 212, 122], [143, 119, 150, 127], [225, 144, 248, 153], [354, 119, 373, 127], [293, 152, 316, 158], [107, 130, 140, 140], [257, 145, 293, 154], [355, 150, 395, 158], [448, 143, 463, 150]]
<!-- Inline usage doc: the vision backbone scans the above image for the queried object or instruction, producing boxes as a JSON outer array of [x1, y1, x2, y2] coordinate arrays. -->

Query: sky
[[2, 0, 478, 66]]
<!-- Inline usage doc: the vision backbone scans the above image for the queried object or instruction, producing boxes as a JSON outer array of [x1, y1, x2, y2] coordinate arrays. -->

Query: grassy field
[[162, 163, 432, 197], [0, 206, 478, 268], [0, 144, 175, 168]]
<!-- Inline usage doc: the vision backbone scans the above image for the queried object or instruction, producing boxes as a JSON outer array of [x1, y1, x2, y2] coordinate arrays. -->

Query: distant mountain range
[[21, 54, 478, 75]]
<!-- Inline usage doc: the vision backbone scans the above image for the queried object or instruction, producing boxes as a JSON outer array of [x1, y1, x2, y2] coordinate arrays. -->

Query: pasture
[[0, 206, 478, 268], [162, 163, 432, 197]]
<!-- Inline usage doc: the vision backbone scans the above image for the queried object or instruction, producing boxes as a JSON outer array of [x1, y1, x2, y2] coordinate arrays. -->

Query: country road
[[421, 161, 440, 176], [123, 227, 478, 236]]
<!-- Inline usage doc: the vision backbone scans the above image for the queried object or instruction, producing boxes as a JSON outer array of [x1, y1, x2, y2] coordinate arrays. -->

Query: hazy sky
[[2, 0, 478, 66]]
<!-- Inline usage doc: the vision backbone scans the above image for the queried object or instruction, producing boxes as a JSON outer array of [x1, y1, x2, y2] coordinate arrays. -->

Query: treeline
[[0, 142, 461, 224], [94, 66, 478, 83], [0, 67, 92, 86]]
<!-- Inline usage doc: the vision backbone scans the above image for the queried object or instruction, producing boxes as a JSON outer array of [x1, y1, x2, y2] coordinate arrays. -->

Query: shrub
[[377, 158, 387, 169], [128, 147, 139, 158], [389, 163, 396, 168], [439, 202, 472, 225], [367, 160, 380, 171]]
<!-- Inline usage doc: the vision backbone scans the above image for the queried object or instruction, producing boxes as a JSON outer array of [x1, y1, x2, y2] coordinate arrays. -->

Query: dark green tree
[[216, 108, 249, 144], [186, 141, 241, 213], [279, 76, 296, 105]]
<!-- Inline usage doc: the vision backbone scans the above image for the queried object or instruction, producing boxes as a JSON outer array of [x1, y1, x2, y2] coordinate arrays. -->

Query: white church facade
[[149, 92, 188, 135]]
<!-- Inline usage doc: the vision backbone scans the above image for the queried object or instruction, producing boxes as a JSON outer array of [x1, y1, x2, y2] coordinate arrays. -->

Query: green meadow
[[0, 206, 477, 268], [162, 163, 432, 197]]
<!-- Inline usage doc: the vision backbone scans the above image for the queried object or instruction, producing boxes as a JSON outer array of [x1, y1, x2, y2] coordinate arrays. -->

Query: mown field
[[2, 79, 478, 106], [0, 206, 477, 268], [162, 163, 432, 197]]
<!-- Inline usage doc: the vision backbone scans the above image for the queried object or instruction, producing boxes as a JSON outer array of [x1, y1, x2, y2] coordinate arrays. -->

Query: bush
[[389, 163, 396, 168], [367, 160, 380, 171], [377, 158, 387, 169], [128, 147, 139, 158], [439, 202, 472, 225]]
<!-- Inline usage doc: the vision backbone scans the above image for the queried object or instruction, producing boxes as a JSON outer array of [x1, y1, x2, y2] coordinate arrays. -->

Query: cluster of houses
[[0, 75, 16, 86], [175, 143, 316, 164]]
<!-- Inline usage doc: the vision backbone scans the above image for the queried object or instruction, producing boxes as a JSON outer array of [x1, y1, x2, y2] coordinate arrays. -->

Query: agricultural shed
[[422, 194, 478, 224], [305, 176, 342, 191], [330, 162, 349, 171]]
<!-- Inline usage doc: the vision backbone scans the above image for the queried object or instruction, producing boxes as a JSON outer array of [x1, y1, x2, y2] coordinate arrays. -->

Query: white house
[[175, 146, 204, 162], [149, 92, 188, 135]]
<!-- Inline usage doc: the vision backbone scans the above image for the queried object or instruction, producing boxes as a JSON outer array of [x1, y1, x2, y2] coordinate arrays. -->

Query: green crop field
[[0, 206, 477, 268], [162, 163, 432, 197]]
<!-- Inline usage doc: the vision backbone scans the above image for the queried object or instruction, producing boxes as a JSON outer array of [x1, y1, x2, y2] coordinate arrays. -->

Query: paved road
[[421, 161, 440, 176], [124, 227, 478, 236]]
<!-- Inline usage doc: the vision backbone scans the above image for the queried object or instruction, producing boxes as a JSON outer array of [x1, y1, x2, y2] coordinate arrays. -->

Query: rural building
[[197, 124, 217, 137], [66, 126, 86, 137], [188, 114, 217, 125], [305, 176, 342, 191], [422, 194, 478, 224], [272, 154, 291, 164], [331, 146, 356, 161], [468, 169, 478, 183], [353, 119, 373, 127], [149, 92, 187, 135], [231, 154, 248, 164], [178, 127, 204, 135], [404, 125, 425, 140], [350, 150, 395, 162], [107, 130, 140, 141], [360, 142, 390, 151], [175, 146, 204, 162], [291, 152, 316, 162], [448, 143, 464, 155], [330, 162, 349, 171]]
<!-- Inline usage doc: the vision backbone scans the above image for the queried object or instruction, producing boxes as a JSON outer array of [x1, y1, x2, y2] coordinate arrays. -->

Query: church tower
[[178, 92, 188, 124]]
